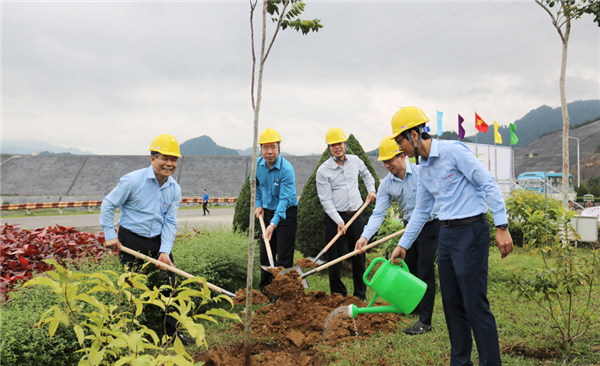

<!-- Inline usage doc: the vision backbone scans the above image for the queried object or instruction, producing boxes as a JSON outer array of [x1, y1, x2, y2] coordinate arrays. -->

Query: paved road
[[1, 207, 235, 233]]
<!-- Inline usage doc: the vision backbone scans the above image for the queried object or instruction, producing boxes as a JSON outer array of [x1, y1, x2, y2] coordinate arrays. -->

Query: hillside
[[467, 99, 600, 147], [514, 120, 600, 184], [180, 135, 239, 156]]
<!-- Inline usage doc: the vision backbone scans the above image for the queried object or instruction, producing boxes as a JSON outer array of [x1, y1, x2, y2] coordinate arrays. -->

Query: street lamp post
[[568, 136, 580, 188]]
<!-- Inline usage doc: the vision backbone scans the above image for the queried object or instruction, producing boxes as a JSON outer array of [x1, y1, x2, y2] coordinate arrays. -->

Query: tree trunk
[[560, 16, 571, 207], [244, 2, 268, 365]]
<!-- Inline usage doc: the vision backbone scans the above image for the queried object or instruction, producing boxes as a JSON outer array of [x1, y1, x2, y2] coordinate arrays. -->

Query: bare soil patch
[[194, 270, 404, 365]]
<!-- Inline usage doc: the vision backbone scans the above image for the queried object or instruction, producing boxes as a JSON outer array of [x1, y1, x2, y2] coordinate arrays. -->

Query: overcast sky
[[2, 0, 599, 156]]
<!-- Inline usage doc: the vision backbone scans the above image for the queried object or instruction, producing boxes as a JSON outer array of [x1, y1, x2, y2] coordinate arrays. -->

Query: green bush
[[296, 134, 380, 257], [505, 189, 562, 247], [1, 255, 124, 366], [173, 228, 260, 293], [589, 184, 600, 198], [575, 182, 589, 196], [232, 175, 252, 234]]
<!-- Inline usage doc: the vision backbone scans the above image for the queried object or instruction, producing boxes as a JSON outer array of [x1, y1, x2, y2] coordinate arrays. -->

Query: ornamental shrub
[[232, 175, 251, 233], [296, 134, 380, 257], [173, 227, 260, 292], [0, 254, 123, 366]]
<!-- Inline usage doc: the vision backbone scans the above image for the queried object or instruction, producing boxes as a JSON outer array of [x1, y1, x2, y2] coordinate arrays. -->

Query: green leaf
[[73, 324, 85, 345]]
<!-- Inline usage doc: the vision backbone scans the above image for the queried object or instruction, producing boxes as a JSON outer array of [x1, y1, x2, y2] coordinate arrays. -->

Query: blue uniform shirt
[[254, 155, 298, 226], [399, 140, 508, 250], [100, 165, 181, 254], [203, 192, 209, 202], [361, 161, 439, 241]]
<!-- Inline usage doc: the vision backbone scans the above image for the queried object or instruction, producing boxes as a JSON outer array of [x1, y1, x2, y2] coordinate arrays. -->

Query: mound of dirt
[[295, 258, 319, 269], [233, 289, 269, 305], [195, 270, 405, 365]]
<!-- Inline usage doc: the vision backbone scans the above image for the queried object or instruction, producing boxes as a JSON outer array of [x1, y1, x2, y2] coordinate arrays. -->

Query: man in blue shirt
[[100, 133, 193, 346], [317, 127, 376, 300], [202, 189, 210, 216], [355, 136, 440, 335], [389, 107, 513, 366], [253, 128, 298, 294]]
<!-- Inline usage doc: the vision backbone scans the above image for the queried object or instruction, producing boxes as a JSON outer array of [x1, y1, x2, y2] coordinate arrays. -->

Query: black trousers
[[324, 212, 366, 299], [258, 206, 298, 293], [404, 219, 440, 325], [438, 220, 501, 366], [203, 202, 210, 215], [118, 226, 178, 337]]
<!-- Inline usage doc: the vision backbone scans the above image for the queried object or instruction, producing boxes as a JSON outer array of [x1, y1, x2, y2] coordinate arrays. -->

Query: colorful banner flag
[[510, 123, 519, 145], [437, 111, 443, 137], [458, 114, 465, 139], [494, 121, 502, 144], [475, 112, 489, 133]]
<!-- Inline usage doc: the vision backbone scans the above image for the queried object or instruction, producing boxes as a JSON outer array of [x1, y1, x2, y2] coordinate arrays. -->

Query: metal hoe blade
[[279, 266, 309, 288]]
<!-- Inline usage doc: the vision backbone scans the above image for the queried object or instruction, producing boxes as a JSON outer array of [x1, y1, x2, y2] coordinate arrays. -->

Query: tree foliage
[[296, 134, 380, 257]]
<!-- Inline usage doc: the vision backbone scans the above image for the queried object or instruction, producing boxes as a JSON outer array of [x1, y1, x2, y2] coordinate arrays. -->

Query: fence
[[0, 197, 239, 215]]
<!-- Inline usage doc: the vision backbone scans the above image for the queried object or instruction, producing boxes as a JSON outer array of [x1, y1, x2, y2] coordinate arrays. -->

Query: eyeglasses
[[381, 156, 398, 166]]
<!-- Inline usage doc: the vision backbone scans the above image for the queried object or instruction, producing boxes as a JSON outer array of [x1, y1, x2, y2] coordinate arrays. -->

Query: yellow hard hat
[[149, 134, 181, 157], [378, 136, 403, 161], [390, 106, 430, 139], [325, 127, 347, 145], [259, 128, 282, 145]]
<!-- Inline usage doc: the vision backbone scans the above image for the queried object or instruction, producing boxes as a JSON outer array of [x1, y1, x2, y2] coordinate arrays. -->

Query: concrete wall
[[1, 154, 388, 203]]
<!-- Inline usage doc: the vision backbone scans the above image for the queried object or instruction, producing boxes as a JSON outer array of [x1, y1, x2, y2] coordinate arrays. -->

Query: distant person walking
[[100, 133, 194, 346], [203, 189, 210, 215], [253, 128, 298, 296], [316, 127, 376, 301]]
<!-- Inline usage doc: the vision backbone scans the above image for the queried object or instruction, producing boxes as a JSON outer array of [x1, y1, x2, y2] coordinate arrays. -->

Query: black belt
[[119, 226, 160, 241], [339, 210, 357, 216], [441, 214, 486, 227]]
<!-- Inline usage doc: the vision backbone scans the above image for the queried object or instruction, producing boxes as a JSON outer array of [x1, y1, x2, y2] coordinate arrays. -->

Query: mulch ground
[[194, 269, 406, 365]]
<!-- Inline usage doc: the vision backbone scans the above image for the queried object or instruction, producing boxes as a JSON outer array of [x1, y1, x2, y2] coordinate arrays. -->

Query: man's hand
[[355, 236, 368, 254], [104, 238, 122, 251], [496, 228, 514, 259], [366, 191, 377, 204], [264, 223, 276, 242], [390, 245, 407, 265], [337, 221, 347, 235], [254, 207, 264, 219], [156, 252, 175, 271]]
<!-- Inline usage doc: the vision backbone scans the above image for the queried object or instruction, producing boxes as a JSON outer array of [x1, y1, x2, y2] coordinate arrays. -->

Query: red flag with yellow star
[[475, 112, 489, 133]]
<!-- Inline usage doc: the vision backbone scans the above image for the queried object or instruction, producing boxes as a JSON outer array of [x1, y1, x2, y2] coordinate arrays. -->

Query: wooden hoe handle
[[258, 215, 276, 268], [302, 229, 406, 278]]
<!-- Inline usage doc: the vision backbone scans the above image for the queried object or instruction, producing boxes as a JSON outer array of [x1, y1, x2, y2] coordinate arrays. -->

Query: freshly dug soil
[[233, 289, 269, 306], [295, 258, 319, 269], [195, 270, 404, 365]]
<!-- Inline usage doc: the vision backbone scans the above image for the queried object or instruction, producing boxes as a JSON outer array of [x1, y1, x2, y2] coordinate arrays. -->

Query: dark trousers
[[404, 219, 439, 325], [203, 202, 210, 215], [118, 226, 178, 337], [259, 206, 297, 293], [438, 220, 501, 366], [325, 212, 366, 299]]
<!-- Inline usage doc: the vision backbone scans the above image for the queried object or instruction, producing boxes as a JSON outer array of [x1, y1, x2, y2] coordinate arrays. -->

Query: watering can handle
[[363, 258, 409, 287]]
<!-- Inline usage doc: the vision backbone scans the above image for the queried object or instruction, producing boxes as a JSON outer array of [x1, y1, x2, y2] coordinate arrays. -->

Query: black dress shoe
[[173, 331, 195, 346], [403, 320, 432, 335]]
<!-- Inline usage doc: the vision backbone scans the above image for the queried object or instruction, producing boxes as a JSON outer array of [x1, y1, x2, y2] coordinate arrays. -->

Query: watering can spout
[[349, 304, 401, 319]]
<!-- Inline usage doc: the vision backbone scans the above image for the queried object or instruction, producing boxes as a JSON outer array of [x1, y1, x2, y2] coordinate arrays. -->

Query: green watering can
[[349, 257, 426, 318]]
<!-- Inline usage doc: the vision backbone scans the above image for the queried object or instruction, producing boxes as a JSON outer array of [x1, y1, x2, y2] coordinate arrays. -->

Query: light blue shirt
[[361, 161, 439, 241], [100, 165, 181, 254], [399, 140, 508, 250], [316, 155, 376, 225], [254, 155, 298, 226]]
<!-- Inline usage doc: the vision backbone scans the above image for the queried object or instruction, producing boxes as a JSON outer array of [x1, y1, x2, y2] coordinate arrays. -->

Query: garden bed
[[197, 269, 404, 365]]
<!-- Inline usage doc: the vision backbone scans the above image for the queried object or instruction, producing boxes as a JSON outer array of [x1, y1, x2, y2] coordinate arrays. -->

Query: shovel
[[281, 228, 406, 288], [258, 215, 276, 271], [258, 215, 304, 277], [308, 200, 370, 265], [118, 245, 237, 298]]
